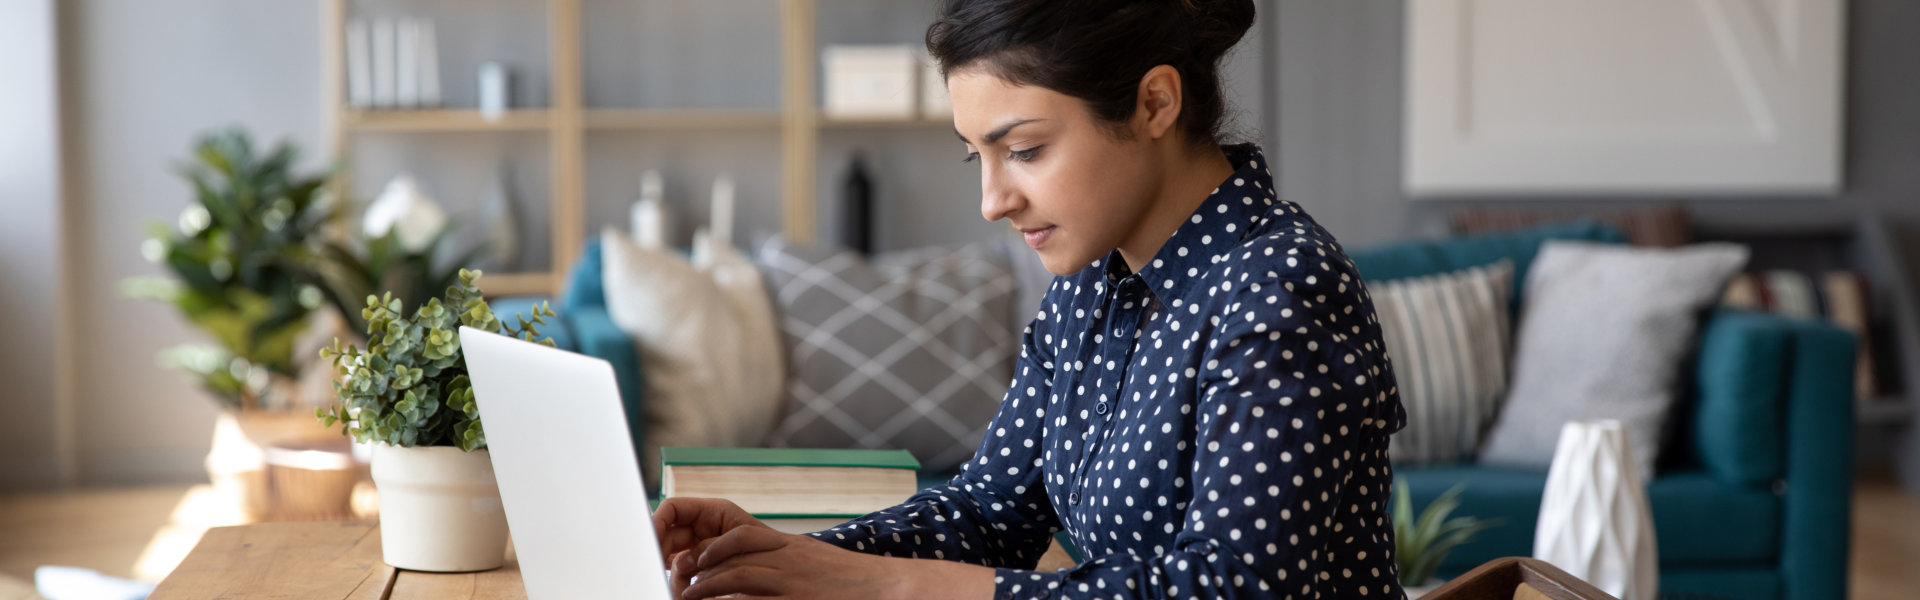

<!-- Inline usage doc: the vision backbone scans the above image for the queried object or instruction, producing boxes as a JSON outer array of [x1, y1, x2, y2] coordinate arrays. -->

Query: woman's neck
[[1116, 144, 1237, 275]]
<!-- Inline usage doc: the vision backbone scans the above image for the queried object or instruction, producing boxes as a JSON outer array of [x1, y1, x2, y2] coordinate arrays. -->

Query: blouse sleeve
[[805, 297, 1064, 568], [980, 271, 1394, 600]]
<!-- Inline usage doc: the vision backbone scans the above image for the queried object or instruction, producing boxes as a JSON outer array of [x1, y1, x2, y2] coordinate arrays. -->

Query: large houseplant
[[319, 269, 555, 572], [126, 128, 336, 412]]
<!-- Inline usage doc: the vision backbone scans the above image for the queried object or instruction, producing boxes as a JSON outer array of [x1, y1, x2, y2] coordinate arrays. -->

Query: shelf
[[584, 108, 782, 131], [1861, 398, 1914, 425], [819, 114, 952, 129], [341, 109, 553, 132], [475, 272, 557, 297]]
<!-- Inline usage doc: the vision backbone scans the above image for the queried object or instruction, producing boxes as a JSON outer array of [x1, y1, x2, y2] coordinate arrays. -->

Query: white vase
[[1533, 420, 1658, 600], [370, 444, 509, 572]]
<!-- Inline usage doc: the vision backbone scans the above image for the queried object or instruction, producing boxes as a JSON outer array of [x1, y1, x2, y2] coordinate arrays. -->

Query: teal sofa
[[495, 223, 1857, 600], [1348, 221, 1856, 600], [488, 238, 649, 465]]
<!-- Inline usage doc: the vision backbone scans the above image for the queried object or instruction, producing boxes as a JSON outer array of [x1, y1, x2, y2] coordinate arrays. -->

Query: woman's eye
[[962, 151, 980, 163], [1009, 147, 1042, 162]]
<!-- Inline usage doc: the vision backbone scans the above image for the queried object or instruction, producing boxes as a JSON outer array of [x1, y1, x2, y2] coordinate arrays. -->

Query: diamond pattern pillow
[[758, 238, 1016, 473]]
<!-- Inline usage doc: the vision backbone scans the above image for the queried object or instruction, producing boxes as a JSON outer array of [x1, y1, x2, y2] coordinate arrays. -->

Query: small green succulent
[[1392, 476, 1502, 586], [317, 269, 556, 451]]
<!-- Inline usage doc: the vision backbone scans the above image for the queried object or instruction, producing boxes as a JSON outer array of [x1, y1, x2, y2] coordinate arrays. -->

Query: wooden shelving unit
[[341, 109, 553, 132], [322, 0, 948, 298]]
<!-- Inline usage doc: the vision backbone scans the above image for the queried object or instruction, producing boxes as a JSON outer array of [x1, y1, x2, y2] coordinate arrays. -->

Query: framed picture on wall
[[1402, 0, 1846, 197]]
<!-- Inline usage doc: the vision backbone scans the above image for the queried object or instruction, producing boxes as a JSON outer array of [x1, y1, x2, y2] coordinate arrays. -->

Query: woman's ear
[[1134, 65, 1184, 141]]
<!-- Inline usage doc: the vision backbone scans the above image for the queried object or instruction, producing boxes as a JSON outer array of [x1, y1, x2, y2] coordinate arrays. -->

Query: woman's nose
[[979, 164, 1021, 222]]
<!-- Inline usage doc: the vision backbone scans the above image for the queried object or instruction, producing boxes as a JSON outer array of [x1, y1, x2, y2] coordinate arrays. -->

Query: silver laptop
[[461, 326, 671, 599]]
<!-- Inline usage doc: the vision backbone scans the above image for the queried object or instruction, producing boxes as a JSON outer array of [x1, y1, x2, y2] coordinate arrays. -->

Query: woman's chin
[[1037, 249, 1093, 277]]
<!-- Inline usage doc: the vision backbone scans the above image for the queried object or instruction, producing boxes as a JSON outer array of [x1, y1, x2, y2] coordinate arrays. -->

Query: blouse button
[[1094, 402, 1110, 415], [1069, 492, 1081, 505]]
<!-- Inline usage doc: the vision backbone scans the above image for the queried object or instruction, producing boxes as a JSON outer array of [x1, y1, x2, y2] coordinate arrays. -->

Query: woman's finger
[[667, 550, 695, 597], [695, 526, 791, 570], [681, 564, 785, 600]]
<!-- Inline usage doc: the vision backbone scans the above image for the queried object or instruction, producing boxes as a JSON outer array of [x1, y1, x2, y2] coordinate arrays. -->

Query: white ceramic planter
[[370, 444, 509, 572]]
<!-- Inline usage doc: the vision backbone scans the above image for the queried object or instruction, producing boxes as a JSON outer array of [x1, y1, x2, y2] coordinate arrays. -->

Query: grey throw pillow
[[758, 238, 1017, 473], [1478, 241, 1749, 478]]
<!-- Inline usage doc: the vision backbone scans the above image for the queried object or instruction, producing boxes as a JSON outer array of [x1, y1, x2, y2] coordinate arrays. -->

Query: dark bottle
[[842, 153, 874, 255]]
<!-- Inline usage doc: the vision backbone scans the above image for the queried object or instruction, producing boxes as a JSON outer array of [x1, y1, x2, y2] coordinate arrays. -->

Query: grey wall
[[0, 0, 66, 491], [1269, 0, 1920, 267], [62, 0, 327, 485]]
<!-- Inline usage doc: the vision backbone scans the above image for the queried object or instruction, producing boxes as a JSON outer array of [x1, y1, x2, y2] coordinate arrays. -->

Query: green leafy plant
[[317, 269, 555, 451], [1393, 476, 1502, 586], [311, 226, 486, 336], [124, 128, 337, 411]]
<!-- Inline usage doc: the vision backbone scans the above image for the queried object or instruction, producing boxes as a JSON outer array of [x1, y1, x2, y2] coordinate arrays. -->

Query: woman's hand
[[679, 525, 995, 600], [652, 497, 769, 594], [654, 496, 766, 556]]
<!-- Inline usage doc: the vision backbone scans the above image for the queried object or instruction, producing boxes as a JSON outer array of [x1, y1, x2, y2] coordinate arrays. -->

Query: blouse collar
[[1103, 143, 1277, 303]]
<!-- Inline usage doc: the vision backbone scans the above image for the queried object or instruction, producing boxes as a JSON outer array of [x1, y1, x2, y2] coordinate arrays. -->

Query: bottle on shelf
[[710, 173, 736, 247], [631, 170, 675, 250], [479, 162, 521, 271], [841, 153, 874, 255]]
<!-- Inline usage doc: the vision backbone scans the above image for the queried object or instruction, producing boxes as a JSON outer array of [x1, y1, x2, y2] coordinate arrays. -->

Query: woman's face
[[948, 67, 1160, 276]]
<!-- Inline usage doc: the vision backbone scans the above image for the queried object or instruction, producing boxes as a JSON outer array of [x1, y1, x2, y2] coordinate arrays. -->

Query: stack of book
[[660, 447, 921, 534], [1722, 270, 1879, 402]]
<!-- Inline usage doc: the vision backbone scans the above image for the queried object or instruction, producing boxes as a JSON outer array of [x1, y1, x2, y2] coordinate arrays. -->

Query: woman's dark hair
[[926, 0, 1256, 147]]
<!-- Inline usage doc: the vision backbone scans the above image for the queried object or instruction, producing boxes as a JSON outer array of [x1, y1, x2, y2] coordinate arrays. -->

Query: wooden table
[[148, 521, 524, 599]]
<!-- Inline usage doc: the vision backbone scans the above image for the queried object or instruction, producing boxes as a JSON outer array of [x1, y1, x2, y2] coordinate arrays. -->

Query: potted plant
[[318, 269, 556, 572], [124, 129, 346, 518], [125, 128, 337, 412], [1393, 477, 1502, 597]]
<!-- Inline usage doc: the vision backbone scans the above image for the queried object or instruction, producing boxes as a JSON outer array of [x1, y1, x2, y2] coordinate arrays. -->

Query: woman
[[655, 1, 1408, 598]]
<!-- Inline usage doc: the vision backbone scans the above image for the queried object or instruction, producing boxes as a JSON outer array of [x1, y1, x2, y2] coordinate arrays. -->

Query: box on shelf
[[823, 45, 917, 120]]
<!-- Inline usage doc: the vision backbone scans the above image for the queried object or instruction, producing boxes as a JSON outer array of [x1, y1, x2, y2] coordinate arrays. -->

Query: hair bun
[[1182, 0, 1256, 58]]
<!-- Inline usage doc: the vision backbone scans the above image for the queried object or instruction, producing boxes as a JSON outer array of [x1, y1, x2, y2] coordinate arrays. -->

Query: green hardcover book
[[659, 447, 922, 521], [660, 447, 921, 470]]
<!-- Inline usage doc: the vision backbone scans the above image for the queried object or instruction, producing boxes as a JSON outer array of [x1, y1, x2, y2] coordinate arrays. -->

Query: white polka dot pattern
[[808, 145, 1410, 600]]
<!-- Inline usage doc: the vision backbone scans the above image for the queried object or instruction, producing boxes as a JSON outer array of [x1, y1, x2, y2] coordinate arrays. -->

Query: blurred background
[[2, 1, 1918, 599]]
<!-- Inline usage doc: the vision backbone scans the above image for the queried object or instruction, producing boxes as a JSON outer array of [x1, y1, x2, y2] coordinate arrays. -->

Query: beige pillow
[[600, 229, 783, 487]]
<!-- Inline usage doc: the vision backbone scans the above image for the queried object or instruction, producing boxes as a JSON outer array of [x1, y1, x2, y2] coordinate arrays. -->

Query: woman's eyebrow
[[955, 118, 1045, 145]]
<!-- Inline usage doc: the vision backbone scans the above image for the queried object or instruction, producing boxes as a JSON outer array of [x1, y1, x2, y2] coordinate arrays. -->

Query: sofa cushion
[[1477, 241, 1749, 479], [1396, 466, 1780, 573], [561, 236, 608, 312], [487, 296, 575, 351], [1374, 260, 1515, 465], [1690, 309, 1790, 485], [602, 230, 771, 489], [758, 239, 1017, 473], [1346, 219, 1627, 314]]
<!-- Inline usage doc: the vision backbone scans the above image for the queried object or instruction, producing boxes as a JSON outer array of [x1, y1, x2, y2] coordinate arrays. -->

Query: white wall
[[63, 0, 327, 485], [0, 0, 66, 491]]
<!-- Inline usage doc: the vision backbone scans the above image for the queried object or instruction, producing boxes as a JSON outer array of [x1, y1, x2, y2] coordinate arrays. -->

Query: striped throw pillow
[[1375, 260, 1515, 465]]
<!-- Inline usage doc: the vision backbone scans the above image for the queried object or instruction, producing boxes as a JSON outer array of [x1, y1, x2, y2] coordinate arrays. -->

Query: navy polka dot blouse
[[810, 144, 1409, 599]]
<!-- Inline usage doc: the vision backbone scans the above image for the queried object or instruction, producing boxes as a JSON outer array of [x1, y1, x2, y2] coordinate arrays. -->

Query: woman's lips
[[1023, 226, 1055, 248]]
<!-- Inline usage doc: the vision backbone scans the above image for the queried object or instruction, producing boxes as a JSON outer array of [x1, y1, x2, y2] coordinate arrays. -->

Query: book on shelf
[[1721, 269, 1883, 404], [660, 447, 921, 533]]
